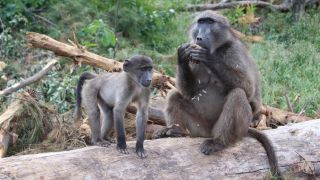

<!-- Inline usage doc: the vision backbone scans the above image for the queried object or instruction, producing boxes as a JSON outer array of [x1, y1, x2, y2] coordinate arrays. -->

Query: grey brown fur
[[153, 11, 282, 178], [74, 55, 153, 158]]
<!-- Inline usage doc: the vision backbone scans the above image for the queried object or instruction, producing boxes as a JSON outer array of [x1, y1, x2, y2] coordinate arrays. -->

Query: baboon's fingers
[[117, 147, 129, 154], [190, 48, 207, 55], [136, 148, 147, 159], [200, 139, 214, 155], [190, 53, 208, 63], [200, 139, 225, 155]]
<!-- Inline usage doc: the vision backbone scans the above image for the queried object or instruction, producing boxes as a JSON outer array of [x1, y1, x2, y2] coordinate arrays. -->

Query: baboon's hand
[[117, 140, 129, 154], [177, 43, 191, 65], [152, 125, 189, 139], [189, 45, 208, 64], [200, 139, 225, 155], [135, 142, 147, 158]]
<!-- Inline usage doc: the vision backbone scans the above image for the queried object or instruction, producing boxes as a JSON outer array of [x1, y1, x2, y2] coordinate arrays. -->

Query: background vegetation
[[0, 0, 319, 117]]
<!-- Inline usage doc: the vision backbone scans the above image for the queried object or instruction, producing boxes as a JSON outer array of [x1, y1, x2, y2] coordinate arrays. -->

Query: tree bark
[[0, 119, 319, 179], [292, 0, 306, 21], [26, 32, 175, 90]]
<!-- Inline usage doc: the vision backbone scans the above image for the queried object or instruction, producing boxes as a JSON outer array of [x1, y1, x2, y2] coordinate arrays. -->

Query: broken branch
[[0, 59, 58, 96], [26, 32, 175, 90]]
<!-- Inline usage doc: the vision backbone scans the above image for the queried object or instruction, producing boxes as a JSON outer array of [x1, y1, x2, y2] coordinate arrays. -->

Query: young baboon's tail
[[248, 128, 283, 180], [73, 72, 97, 120]]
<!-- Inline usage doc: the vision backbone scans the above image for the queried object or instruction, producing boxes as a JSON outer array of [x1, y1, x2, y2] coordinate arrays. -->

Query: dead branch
[[261, 105, 312, 125], [0, 95, 25, 157], [186, 1, 291, 12], [26, 32, 175, 90], [0, 59, 58, 96], [284, 93, 294, 112]]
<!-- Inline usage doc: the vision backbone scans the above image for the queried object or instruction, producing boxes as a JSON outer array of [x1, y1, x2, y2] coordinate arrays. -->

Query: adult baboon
[[153, 11, 282, 177], [74, 55, 153, 158]]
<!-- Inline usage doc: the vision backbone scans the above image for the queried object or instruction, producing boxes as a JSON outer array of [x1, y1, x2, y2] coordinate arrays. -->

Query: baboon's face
[[191, 12, 231, 54], [123, 55, 153, 87]]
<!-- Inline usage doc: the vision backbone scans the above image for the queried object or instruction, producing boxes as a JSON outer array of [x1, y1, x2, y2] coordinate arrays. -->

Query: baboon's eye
[[141, 67, 152, 71], [198, 18, 215, 24], [207, 19, 215, 24]]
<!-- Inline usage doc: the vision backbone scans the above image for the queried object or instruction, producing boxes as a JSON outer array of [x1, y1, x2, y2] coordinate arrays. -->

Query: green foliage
[[224, 5, 246, 25], [39, 60, 93, 113], [250, 9, 320, 116], [0, 0, 59, 60], [78, 19, 116, 56]]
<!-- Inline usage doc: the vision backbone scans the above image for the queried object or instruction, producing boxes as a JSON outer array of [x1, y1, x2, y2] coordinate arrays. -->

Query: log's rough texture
[[0, 120, 320, 179]]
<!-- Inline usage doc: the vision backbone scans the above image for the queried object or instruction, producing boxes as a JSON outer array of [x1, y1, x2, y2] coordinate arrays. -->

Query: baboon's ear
[[123, 59, 131, 72]]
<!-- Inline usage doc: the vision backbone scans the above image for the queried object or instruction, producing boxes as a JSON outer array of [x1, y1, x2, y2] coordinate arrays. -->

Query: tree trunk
[[0, 119, 319, 179], [292, 0, 306, 21], [186, 1, 291, 12]]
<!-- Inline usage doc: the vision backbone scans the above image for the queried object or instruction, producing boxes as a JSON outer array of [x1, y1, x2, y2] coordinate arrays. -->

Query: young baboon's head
[[123, 55, 153, 87], [190, 10, 234, 54]]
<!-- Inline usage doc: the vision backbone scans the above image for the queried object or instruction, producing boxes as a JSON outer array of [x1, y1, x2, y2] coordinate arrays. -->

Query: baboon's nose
[[196, 37, 203, 41]]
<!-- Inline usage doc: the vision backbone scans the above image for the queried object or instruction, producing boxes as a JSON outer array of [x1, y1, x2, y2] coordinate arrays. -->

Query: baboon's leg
[[201, 88, 252, 155], [98, 97, 114, 142], [135, 107, 147, 158], [83, 93, 102, 144], [82, 85, 110, 147], [153, 90, 211, 138], [113, 104, 128, 153]]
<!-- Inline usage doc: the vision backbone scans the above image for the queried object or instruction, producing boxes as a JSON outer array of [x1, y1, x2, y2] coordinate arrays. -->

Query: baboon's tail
[[73, 72, 97, 120], [248, 128, 283, 180]]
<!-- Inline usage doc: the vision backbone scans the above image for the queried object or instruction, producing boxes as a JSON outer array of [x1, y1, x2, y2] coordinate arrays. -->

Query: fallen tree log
[[0, 119, 319, 179], [26, 32, 175, 90], [186, 1, 291, 12]]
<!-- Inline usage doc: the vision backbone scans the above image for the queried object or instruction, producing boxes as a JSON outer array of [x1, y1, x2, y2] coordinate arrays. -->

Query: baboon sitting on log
[[153, 11, 282, 178]]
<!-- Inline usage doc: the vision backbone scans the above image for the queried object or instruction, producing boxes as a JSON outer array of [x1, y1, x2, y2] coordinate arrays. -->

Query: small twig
[[68, 39, 77, 47], [284, 93, 294, 112], [32, 13, 57, 27], [294, 151, 317, 178], [298, 99, 311, 117], [292, 94, 301, 111], [72, 30, 80, 48]]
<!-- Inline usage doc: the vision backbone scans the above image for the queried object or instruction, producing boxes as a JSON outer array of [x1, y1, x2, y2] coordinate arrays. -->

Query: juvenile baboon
[[74, 55, 153, 158], [153, 11, 282, 178]]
